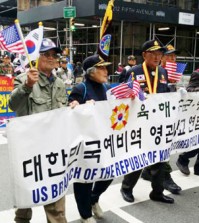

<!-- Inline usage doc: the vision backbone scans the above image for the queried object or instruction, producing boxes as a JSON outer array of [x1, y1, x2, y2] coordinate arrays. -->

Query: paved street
[[0, 154, 199, 223]]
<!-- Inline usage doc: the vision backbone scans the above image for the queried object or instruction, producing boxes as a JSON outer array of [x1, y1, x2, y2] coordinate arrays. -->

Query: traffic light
[[70, 18, 76, 31]]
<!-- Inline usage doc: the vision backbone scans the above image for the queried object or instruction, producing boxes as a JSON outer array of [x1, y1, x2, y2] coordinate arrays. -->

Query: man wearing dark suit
[[120, 39, 174, 204]]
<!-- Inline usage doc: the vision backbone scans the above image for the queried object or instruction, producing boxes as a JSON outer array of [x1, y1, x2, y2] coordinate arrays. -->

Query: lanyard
[[142, 61, 158, 94]]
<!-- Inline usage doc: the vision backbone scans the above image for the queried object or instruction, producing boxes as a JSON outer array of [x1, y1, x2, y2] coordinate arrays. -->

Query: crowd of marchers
[[3, 37, 199, 223]]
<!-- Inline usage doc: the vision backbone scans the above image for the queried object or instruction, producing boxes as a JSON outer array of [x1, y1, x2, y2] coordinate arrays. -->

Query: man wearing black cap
[[118, 55, 136, 83], [9, 38, 67, 223], [141, 44, 182, 195], [68, 54, 112, 223], [161, 44, 179, 68], [120, 39, 174, 204]]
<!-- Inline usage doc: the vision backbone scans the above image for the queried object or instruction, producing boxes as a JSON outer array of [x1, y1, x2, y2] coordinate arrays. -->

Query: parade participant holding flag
[[9, 38, 67, 223], [162, 44, 186, 91], [120, 39, 175, 204]]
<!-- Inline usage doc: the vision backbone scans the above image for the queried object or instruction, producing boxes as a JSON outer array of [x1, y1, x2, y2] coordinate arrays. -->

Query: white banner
[[4, 92, 199, 209]]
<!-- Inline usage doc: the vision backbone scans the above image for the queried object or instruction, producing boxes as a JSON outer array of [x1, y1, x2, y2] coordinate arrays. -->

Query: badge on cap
[[42, 39, 55, 47], [154, 41, 159, 46], [167, 45, 175, 51]]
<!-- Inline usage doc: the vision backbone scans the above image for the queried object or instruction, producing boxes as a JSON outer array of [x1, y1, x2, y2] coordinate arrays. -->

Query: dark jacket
[[119, 64, 134, 83], [68, 78, 109, 104], [186, 69, 199, 92], [127, 64, 170, 93], [74, 64, 83, 77]]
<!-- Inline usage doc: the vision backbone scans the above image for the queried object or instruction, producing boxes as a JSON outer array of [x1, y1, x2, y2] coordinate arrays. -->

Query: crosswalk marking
[[111, 208, 144, 223]]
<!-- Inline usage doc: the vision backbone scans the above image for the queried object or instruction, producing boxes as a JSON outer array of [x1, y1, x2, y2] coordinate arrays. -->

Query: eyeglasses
[[40, 52, 59, 59]]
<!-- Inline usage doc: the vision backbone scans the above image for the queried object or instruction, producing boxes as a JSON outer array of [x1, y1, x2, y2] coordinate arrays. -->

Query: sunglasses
[[40, 52, 59, 59]]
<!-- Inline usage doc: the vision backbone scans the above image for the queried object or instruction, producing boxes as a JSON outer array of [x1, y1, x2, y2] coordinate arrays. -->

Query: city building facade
[[15, 0, 199, 74]]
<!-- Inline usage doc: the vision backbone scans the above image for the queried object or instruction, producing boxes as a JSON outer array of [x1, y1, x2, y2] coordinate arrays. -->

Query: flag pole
[[98, 0, 114, 61], [35, 21, 43, 69], [100, 0, 114, 39], [15, 19, 33, 68]]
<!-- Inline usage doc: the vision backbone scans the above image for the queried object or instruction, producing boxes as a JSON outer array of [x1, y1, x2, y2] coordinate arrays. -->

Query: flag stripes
[[165, 62, 187, 82], [110, 81, 140, 99], [0, 24, 25, 54]]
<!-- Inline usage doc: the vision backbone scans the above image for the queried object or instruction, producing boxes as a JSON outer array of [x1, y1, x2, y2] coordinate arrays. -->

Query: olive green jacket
[[9, 72, 67, 117]]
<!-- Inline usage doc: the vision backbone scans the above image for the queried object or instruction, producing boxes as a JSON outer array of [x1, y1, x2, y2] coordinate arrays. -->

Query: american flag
[[165, 62, 187, 82], [110, 80, 141, 99], [0, 24, 25, 54]]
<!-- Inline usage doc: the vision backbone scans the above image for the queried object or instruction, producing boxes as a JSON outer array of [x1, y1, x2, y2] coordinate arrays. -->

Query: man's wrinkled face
[[164, 53, 177, 63], [161, 53, 177, 67], [38, 50, 59, 74], [142, 50, 163, 70]]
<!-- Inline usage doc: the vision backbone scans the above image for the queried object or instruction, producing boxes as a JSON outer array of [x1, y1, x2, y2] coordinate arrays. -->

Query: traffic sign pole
[[63, 6, 76, 63]]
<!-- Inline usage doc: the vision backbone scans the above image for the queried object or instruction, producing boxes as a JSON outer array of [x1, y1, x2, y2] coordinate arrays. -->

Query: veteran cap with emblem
[[83, 54, 112, 71], [142, 39, 166, 53], [164, 44, 179, 55], [40, 38, 62, 54]]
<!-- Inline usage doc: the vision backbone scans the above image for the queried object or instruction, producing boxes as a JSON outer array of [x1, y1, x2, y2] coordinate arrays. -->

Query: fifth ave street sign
[[63, 7, 76, 18]]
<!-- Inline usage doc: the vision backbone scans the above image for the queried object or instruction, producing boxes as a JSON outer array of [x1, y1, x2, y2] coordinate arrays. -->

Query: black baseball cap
[[128, 55, 136, 60], [40, 38, 62, 53], [142, 39, 166, 53], [83, 54, 111, 71], [164, 44, 179, 55]]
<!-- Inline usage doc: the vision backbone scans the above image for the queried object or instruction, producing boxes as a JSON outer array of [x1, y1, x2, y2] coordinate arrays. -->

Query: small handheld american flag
[[110, 80, 142, 99], [165, 62, 187, 82], [0, 24, 25, 54]]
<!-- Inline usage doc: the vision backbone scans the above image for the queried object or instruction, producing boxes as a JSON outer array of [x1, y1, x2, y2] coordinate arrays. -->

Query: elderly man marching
[[120, 39, 174, 204], [9, 38, 67, 223]]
